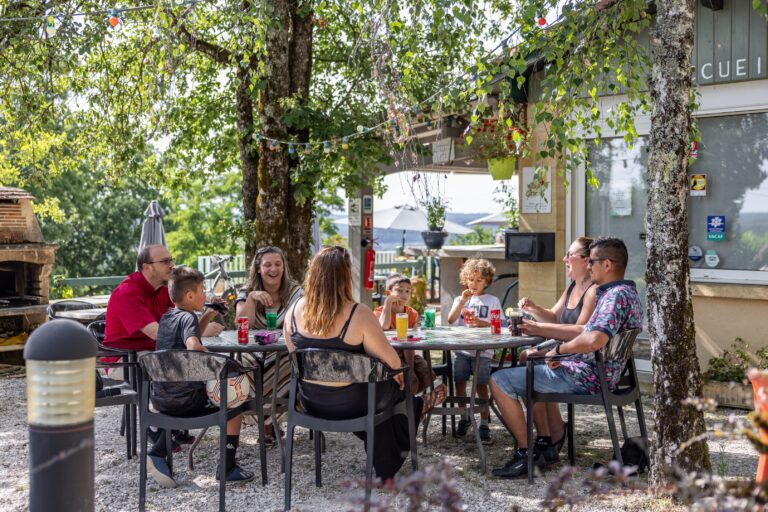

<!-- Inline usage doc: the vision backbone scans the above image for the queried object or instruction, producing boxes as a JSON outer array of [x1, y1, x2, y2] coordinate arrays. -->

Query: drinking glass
[[265, 308, 278, 330], [396, 312, 409, 340], [423, 308, 436, 329]]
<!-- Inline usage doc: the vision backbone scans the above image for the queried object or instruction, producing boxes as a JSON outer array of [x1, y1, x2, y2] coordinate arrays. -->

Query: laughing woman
[[235, 246, 303, 444]]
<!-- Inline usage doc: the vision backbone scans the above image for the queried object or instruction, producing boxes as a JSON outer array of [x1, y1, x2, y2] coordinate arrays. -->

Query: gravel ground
[[0, 376, 758, 511]]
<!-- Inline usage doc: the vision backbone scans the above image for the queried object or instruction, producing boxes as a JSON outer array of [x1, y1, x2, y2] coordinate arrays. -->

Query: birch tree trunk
[[647, 0, 711, 485]]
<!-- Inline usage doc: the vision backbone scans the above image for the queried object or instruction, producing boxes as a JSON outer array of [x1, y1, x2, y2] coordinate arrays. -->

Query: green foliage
[[494, 180, 519, 229], [421, 196, 447, 231], [703, 338, 768, 383], [450, 226, 495, 246]]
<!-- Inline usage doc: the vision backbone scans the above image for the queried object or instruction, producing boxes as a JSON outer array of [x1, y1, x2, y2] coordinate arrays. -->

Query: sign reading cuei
[[692, 1, 768, 85]]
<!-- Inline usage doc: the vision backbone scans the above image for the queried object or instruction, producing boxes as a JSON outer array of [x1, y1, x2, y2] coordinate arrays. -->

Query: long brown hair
[[302, 246, 353, 336], [246, 246, 298, 311]]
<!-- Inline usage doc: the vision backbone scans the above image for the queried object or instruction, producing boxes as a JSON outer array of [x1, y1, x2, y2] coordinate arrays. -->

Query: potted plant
[[462, 104, 528, 180], [702, 337, 768, 410], [420, 196, 449, 250]]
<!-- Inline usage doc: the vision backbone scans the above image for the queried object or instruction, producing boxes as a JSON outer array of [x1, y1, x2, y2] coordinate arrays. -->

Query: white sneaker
[[147, 455, 177, 488]]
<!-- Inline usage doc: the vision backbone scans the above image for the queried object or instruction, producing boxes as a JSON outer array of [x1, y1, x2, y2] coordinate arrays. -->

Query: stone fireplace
[[0, 187, 57, 352]]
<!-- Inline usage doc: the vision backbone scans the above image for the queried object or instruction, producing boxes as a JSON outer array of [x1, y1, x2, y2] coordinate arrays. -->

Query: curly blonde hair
[[459, 258, 495, 286]]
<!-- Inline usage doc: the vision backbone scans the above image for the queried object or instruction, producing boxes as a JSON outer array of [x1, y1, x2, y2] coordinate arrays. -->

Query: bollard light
[[24, 320, 97, 512]]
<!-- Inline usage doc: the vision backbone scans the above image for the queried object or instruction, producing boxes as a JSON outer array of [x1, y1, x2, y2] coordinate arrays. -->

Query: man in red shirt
[[104, 245, 223, 354]]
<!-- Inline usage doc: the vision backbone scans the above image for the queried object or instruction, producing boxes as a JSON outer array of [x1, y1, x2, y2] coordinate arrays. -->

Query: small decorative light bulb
[[288, 143, 296, 155], [108, 10, 122, 29], [356, 125, 365, 133], [538, 16, 547, 26], [303, 143, 312, 155], [323, 141, 331, 154], [341, 136, 349, 150], [45, 15, 57, 37], [270, 140, 279, 151]]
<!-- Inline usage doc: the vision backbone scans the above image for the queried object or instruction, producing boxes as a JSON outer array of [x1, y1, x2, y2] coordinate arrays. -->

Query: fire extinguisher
[[364, 244, 375, 290]]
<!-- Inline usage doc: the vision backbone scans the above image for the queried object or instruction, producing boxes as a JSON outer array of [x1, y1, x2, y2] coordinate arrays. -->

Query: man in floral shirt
[[489, 237, 643, 478]]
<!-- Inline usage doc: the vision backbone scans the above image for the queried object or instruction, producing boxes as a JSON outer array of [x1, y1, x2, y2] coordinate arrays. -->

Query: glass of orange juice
[[396, 312, 409, 340]]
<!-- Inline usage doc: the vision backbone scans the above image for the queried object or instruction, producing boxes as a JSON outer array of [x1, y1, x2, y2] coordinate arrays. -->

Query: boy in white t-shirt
[[446, 258, 504, 444]]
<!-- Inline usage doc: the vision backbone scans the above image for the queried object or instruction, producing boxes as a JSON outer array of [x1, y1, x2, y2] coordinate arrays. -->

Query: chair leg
[[365, 426, 375, 506], [617, 406, 628, 440], [284, 424, 296, 511], [165, 429, 174, 474], [130, 404, 138, 458], [125, 406, 132, 460], [635, 397, 649, 443], [605, 405, 623, 465], [219, 424, 226, 512], [314, 430, 322, 487], [188, 427, 207, 471], [527, 398, 535, 484], [120, 407, 126, 437], [567, 404, 575, 466], [139, 425, 148, 512]]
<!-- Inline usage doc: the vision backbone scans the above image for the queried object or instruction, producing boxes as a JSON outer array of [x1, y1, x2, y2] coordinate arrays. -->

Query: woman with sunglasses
[[235, 246, 303, 445], [514, 236, 597, 466], [284, 246, 446, 481]]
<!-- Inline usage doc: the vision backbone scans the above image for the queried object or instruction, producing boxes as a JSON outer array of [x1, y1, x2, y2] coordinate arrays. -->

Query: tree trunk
[[255, 0, 314, 279], [236, 64, 259, 267], [647, 0, 711, 486]]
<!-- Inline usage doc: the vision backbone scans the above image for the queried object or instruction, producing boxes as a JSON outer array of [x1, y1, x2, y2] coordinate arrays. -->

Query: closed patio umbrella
[[138, 200, 167, 251]]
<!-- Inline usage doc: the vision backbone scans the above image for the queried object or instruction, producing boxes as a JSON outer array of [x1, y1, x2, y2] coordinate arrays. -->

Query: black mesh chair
[[47, 299, 105, 323], [524, 329, 647, 482], [138, 350, 267, 512], [284, 348, 418, 510], [88, 320, 139, 459]]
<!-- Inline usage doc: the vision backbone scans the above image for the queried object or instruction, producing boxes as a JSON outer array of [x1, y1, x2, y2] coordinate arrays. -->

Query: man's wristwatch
[[555, 343, 562, 355]]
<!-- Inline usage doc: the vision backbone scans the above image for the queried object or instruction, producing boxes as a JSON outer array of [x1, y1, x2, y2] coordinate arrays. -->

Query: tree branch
[[166, 10, 232, 66]]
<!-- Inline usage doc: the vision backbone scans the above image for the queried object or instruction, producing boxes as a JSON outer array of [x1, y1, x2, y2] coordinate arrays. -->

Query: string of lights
[[0, 2, 547, 156]]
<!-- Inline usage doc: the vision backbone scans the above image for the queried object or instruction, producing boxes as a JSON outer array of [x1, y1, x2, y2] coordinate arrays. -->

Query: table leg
[[422, 350, 435, 446], [271, 352, 285, 473], [470, 351, 486, 474]]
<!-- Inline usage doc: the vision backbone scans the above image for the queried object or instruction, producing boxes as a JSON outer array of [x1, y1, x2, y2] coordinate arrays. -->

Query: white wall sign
[[348, 198, 362, 227], [609, 184, 632, 216], [431, 138, 454, 164], [705, 250, 720, 268], [521, 166, 552, 214]]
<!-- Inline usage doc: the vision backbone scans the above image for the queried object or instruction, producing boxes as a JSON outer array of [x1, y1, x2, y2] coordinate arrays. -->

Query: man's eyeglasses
[[149, 257, 174, 266], [587, 257, 612, 266]]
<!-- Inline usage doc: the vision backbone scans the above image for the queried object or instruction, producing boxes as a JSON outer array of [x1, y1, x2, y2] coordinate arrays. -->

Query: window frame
[[571, 80, 768, 285]]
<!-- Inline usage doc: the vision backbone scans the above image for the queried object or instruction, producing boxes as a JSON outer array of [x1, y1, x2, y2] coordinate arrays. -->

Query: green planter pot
[[487, 157, 516, 181]]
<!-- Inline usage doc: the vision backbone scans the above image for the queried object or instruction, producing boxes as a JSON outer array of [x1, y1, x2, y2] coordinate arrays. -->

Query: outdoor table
[[391, 325, 542, 474], [54, 307, 106, 323]]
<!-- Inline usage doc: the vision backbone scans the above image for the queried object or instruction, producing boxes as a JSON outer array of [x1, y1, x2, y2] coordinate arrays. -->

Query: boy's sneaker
[[455, 418, 471, 437], [492, 449, 545, 479], [479, 424, 492, 445], [147, 455, 177, 488], [216, 464, 255, 484]]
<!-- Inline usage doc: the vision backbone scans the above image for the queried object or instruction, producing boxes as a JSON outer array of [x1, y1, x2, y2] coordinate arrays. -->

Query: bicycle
[[203, 255, 242, 322]]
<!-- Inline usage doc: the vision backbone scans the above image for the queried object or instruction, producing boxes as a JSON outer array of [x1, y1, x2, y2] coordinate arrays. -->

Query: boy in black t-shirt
[[147, 266, 254, 488]]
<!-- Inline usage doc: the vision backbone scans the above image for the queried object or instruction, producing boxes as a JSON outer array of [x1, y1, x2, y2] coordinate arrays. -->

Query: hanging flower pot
[[421, 230, 448, 250], [487, 157, 516, 181]]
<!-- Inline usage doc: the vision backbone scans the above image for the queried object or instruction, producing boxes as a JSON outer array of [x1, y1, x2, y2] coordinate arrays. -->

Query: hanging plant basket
[[421, 230, 448, 250], [487, 157, 516, 180]]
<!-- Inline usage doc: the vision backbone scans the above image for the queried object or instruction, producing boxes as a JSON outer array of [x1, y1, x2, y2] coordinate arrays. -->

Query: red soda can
[[237, 316, 249, 345], [489, 309, 501, 335]]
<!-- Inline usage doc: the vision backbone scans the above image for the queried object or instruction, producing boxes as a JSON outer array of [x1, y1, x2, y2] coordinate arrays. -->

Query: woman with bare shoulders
[[515, 236, 597, 466], [284, 246, 446, 481]]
